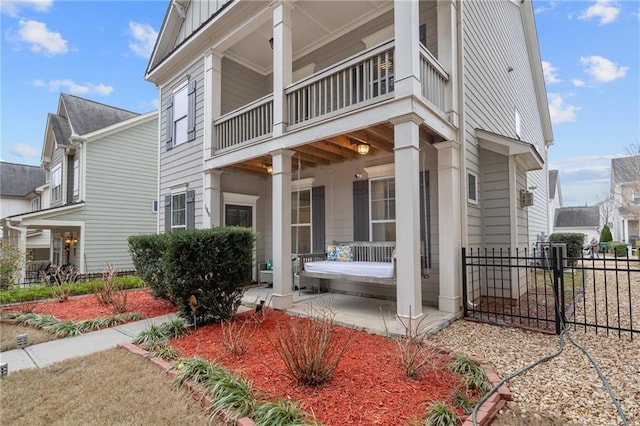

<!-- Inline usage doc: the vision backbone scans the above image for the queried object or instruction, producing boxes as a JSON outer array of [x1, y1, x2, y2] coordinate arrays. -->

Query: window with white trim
[[370, 177, 396, 242], [173, 85, 188, 146], [72, 157, 79, 198], [467, 171, 478, 204], [291, 188, 312, 254], [51, 165, 62, 202], [31, 196, 40, 212], [52, 237, 62, 265], [171, 192, 186, 230]]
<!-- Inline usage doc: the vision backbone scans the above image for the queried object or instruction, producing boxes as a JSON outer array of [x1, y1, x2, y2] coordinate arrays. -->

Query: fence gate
[[461, 246, 638, 339]]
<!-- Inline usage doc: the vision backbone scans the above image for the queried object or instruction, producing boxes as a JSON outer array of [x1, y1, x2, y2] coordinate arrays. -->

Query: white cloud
[[10, 143, 39, 158], [580, 55, 628, 82], [579, 0, 621, 25], [128, 22, 157, 59], [1, 0, 53, 17], [33, 79, 113, 96], [542, 61, 561, 84], [572, 79, 585, 87], [548, 93, 579, 124], [17, 19, 68, 55]]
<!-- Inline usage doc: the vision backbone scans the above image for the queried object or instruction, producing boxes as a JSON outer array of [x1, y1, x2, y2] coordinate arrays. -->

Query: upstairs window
[[72, 157, 79, 198], [165, 80, 197, 150], [51, 165, 62, 202], [31, 196, 40, 212]]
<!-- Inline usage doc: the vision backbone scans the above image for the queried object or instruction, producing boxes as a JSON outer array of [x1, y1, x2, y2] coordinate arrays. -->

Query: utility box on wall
[[520, 190, 534, 207]]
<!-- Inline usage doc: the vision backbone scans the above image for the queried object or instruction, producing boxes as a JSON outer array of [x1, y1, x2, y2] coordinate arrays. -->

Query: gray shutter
[[165, 99, 173, 150], [312, 186, 325, 252], [186, 190, 196, 229], [164, 195, 171, 233], [353, 180, 369, 241], [419, 171, 430, 269], [187, 80, 196, 141]]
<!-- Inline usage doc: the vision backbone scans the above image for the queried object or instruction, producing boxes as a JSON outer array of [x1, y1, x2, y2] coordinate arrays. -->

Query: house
[[548, 169, 562, 237], [0, 162, 50, 262], [145, 0, 553, 319], [610, 156, 640, 247], [553, 206, 601, 244], [0, 94, 158, 281]]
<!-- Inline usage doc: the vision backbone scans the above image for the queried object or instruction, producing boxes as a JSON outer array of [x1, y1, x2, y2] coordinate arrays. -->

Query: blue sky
[[1, 0, 638, 207]]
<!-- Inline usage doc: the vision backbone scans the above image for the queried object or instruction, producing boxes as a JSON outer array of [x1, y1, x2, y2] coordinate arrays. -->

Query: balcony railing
[[419, 45, 449, 111], [214, 94, 273, 151], [286, 41, 395, 127]]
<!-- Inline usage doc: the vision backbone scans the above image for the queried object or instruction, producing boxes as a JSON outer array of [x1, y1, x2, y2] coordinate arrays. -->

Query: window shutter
[[186, 190, 196, 229], [165, 99, 173, 150], [352, 180, 369, 241], [187, 80, 197, 141], [312, 186, 325, 252], [164, 195, 172, 233], [419, 171, 431, 269]]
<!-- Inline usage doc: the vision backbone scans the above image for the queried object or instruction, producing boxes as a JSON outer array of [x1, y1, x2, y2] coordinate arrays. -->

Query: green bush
[[609, 242, 630, 257], [128, 234, 171, 301], [548, 233, 584, 260], [0, 242, 25, 289], [165, 227, 254, 324], [599, 224, 613, 243]]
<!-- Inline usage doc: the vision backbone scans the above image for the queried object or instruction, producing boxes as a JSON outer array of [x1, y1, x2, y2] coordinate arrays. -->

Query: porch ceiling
[[226, 122, 436, 175]]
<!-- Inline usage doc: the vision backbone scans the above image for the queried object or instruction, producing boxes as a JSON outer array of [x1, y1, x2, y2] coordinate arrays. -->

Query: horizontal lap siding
[[159, 59, 204, 232], [81, 117, 158, 272], [221, 58, 271, 115], [481, 149, 510, 249]]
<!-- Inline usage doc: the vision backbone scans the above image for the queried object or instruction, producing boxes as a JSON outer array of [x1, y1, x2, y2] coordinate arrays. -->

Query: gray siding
[[221, 58, 271, 114], [159, 58, 205, 232], [59, 116, 158, 272], [176, 0, 231, 47]]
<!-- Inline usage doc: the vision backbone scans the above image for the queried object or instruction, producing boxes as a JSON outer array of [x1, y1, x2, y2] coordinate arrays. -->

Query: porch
[[242, 285, 456, 337]]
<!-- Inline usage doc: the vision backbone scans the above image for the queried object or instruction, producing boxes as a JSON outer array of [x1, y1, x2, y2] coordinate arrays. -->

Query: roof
[[554, 206, 600, 228], [60, 93, 139, 137], [0, 162, 46, 197], [549, 169, 558, 199], [611, 155, 640, 185], [48, 113, 72, 148]]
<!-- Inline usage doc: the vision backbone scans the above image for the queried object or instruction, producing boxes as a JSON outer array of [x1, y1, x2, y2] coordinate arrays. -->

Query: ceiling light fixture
[[350, 138, 370, 155]]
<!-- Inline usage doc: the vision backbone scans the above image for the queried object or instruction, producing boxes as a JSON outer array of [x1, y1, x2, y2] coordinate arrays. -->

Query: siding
[[221, 58, 271, 114], [175, 0, 232, 47], [62, 116, 158, 272], [159, 58, 205, 232]]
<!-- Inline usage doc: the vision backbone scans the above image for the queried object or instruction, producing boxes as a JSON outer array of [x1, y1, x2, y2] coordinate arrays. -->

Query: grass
[[0, 348, 219, 426], [0, 323, 56, 351]]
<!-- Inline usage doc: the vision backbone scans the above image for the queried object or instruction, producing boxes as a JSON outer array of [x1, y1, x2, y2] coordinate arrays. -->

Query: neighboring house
[[145, 0, 552, 318], [610, 156, 640, 247], [1, 94, 158, 281], [553, 206, 601, 244], [548, 169, 562, 237], [0, 162, 50, 261]]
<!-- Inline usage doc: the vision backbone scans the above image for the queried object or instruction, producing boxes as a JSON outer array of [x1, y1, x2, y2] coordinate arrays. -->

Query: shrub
[[600, 224, 613, 243], [0, 241, 24, 289], [268, 304, 354, 386], [165, 227, 254, 324], [44, 265, 78, 302], [220, 319, 256, 356], [609, 242, 630, 257], [549, 233, 585, 260], [128, 233, 172, 301]]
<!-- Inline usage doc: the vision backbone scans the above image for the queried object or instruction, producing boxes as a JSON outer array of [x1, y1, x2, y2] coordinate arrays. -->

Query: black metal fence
[[18, 263, 138, 287], [462, 246, 638, 339]]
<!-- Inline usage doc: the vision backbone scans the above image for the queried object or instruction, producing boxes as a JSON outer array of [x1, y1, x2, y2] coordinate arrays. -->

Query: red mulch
[[171, 310, 467, 425], [1, 290, 177, 321]]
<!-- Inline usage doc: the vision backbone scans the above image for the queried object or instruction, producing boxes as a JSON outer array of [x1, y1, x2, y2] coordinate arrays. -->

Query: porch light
[[269, 38, 273, 49], [264, 163, 273, 174], [350, 139, 370, 155]]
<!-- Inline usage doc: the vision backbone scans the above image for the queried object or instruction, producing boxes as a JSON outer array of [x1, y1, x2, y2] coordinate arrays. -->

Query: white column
[[203, 169, 223, 228], [393, 116, 423, 322], [6, 224, 27, 283], [272, 3, 293, 137], [435, 141, 462, 313], [393, 0, 421, 97], [271, 149, 295, 309], [437, 0, 459, 126]]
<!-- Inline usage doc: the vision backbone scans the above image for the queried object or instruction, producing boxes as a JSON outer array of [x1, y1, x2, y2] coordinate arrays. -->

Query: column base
[[271, 292, 293, 310], [395, 311, 425, 335], [438, 295, 462, 314]]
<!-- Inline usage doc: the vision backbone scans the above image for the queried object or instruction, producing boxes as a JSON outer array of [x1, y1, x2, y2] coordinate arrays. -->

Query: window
[[31, 196, 40, 212], [72, 157, 79, 198], [370, 177, 396, 242], [467, 171, 478, 204], [165, 80, 196, 150], [152, 200, 158, 213], [52, 237, 62, 265], [292, 189, 312, 254], [51, 165, 62, 202], [171, 193, 186, 230]]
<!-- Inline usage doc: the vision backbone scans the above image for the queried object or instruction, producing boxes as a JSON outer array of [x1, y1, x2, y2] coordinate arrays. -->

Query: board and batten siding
[[58, 115, 158, 272], [463, 0, 548, 250], [175, 0, 233, 48], [159, 58, 205, 232]]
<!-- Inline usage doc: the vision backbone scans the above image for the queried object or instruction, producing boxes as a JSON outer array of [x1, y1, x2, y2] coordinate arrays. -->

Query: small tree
[[600, 224, 613, 243], [0, 241, 24, 289]]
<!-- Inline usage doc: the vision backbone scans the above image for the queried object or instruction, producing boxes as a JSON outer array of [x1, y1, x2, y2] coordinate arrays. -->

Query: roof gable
[[0, 162, 46, 197], [554, 206, 600, 228], [59, 93, 139, 137], [611, 155, 640, 185]]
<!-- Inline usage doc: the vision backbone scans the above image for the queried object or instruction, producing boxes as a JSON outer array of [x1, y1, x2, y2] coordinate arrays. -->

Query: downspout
[[456, 0, 468, 248], [5, 220, 28, 284]]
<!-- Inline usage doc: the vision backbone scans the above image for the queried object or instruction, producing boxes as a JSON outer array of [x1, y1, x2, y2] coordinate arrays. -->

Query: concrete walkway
[[1, 289, 457, 376]]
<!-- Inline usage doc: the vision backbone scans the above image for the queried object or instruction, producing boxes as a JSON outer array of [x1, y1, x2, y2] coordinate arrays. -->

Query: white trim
[[364, 163, 394, 179], [169, 182, 189, 193], [467, 170, 479, 205], [222, 192, 259, 281], [291, 177, 315, 191], [292, 63, 316, 82], [362, 25, 393, 49]]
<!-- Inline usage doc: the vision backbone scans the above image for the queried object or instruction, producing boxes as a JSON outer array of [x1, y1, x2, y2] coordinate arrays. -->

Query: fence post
[[552, 245, 565, 335], [462, 247, 468, 317]]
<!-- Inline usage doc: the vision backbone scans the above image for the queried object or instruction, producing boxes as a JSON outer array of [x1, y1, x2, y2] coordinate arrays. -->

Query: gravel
[[432, 259, 640, 425]]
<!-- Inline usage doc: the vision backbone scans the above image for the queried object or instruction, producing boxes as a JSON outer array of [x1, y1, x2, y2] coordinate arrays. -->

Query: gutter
[[456, 0, 468, 248]]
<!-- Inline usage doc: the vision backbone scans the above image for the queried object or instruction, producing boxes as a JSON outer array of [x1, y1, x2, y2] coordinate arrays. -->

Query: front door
[[225, 204, 255, 281]]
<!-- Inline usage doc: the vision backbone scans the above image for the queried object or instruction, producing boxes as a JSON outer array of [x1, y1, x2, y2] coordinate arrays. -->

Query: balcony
[[213, 41, 449, 153]]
